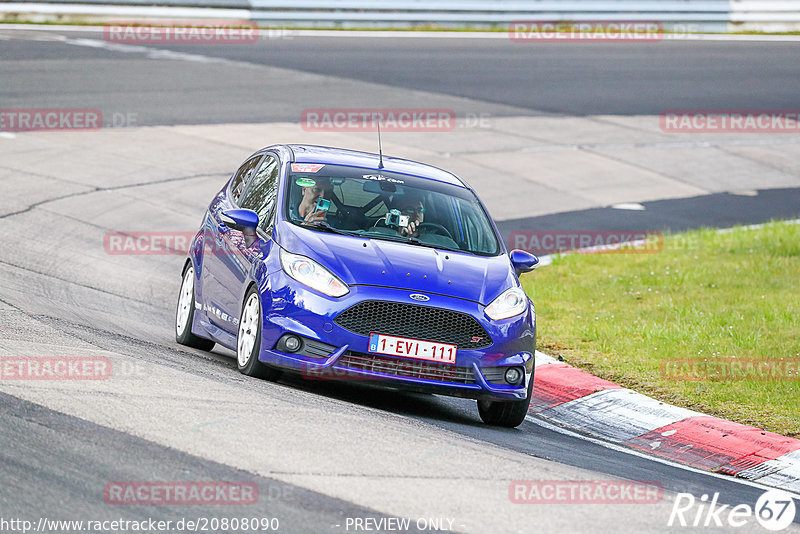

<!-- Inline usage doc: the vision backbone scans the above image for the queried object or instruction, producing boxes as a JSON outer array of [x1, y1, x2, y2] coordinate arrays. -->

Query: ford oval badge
[[409, 293, 429, 302]]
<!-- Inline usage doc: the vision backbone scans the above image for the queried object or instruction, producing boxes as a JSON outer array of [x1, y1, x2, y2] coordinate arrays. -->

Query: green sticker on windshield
[[295, 177, 316, 187]]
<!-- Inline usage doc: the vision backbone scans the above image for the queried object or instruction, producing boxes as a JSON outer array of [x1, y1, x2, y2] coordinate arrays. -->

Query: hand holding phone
[[315, 198, 331, 213]]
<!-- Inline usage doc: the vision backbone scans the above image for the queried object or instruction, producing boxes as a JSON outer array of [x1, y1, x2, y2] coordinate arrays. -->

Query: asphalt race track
[[4, 30, 800, 122], [1, 27, 799, 533]]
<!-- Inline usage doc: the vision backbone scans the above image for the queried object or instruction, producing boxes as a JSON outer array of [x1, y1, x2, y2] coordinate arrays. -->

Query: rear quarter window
[[229, 155, 263, 204]]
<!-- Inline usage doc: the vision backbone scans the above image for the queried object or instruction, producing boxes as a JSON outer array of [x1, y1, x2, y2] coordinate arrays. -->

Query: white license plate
[[368, 333, 457, 364]]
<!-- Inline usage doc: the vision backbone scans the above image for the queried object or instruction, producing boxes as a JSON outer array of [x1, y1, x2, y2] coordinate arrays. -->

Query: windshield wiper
[[359, 229, 467, 253], [399, 236, 466, 254], [297, 221, 353, 236]]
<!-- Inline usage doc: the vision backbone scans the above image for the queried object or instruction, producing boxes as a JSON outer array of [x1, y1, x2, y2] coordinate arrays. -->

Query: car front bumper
[[256, 272, 536, 402]]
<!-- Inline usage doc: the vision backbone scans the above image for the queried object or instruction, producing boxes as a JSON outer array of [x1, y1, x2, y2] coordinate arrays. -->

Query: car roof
[[282, 144, 467, 188]]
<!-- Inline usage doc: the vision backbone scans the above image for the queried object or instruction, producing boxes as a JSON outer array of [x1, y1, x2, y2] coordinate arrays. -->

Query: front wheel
[[237, 286, 282, 381], [175, 265, 215, 351], [477, 373, 534, 428]]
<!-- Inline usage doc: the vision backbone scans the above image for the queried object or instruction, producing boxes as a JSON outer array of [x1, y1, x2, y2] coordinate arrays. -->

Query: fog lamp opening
[[504, 367, 524, 385], [279, 334, 303, 353]]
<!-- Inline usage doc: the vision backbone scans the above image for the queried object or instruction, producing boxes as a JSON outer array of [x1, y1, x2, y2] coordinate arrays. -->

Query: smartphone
[[315, 198, 331, 213]]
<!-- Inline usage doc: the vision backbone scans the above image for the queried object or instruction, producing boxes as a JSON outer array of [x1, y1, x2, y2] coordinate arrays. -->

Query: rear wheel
[[477, 373, 534, 428], [237, 286, 282, 381], [175, 265, 215, 351]]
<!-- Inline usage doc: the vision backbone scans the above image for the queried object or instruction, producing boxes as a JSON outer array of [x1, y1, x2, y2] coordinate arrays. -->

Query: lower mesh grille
[[336, 352, 475, 384], [334, 300, 492, 349]]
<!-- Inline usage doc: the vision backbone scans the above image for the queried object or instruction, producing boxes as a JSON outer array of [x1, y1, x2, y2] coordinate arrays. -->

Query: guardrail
[[2, 0, 800, 31]]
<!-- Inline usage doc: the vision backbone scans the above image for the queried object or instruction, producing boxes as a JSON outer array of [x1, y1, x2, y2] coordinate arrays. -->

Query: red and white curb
[[529, 351, 800, 494]]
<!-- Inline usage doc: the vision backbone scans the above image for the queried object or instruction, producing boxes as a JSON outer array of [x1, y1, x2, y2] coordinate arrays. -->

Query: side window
[[240, 155, 280, 232], [229, 155, 263, 204]]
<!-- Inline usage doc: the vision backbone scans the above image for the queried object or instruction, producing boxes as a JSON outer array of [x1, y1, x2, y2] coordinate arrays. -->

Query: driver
[[390, 193, 425, 238], [296, 177, 333, 222]]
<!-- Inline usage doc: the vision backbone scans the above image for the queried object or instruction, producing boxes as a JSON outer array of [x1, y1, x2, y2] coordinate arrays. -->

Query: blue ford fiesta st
[[175, 145, 539, 427]]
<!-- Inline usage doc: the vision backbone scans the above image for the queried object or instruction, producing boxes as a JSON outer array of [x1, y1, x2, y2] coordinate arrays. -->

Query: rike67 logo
[[669, 489, 797, 531]]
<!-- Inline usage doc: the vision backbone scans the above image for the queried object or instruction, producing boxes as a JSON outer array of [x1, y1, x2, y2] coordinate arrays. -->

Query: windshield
[[284, 164, 501, 256]]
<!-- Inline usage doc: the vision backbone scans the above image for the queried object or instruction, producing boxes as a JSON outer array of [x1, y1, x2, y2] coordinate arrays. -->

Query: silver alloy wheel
[[176, 267, 194, 335], [237, 292, 260, 367]]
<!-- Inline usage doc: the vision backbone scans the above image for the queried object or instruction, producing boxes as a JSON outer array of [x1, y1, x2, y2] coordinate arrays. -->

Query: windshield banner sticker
[[291, 163, 325, 173]]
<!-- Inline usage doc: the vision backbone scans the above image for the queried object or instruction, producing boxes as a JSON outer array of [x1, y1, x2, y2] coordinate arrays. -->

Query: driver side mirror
[[220, 209, 259, 248], [509, 249, 539, 276]]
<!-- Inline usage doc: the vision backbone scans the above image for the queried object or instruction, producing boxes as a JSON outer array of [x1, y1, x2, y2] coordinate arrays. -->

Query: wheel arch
[[181, 258, 193, 276], [243, 280, 259, 302]]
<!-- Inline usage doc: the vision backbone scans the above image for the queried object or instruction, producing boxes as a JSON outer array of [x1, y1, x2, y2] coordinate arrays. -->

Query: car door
[[201, 153, 263, 332], [208, 153, 281, 334]]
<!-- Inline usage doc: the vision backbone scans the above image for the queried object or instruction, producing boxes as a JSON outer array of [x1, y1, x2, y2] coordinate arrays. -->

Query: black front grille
[[336, 352, 475, 384], [334, 300, 492, 349]]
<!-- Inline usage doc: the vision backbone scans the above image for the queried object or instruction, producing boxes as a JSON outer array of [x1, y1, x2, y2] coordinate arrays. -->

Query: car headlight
[[485, 287, 528, 321], [280, 249, 349, 297]]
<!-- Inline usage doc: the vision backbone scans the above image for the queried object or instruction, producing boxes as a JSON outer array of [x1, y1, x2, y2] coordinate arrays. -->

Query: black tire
[[175, 264, 215, 351], [477, 370, 534, 428], [236, 286, 283, 381]]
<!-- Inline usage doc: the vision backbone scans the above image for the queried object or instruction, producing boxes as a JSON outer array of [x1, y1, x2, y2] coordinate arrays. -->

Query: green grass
[[521, 221, 800, 437]]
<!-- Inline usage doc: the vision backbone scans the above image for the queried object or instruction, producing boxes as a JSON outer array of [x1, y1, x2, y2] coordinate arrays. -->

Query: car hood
[[276, 221, 515, 305]]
